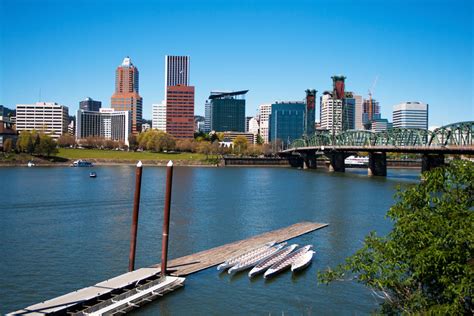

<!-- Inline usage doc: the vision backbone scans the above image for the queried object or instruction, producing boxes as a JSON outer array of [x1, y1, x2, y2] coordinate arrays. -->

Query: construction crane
[[367, 75, 379, 123]]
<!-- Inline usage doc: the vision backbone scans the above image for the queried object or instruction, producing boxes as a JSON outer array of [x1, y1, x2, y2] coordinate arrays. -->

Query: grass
[[57, 148, 208, 161]]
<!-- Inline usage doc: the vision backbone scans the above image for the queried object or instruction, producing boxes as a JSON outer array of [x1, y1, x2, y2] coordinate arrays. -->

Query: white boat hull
[[263, 245, 312, 278], [228, 243, 285, 274], [291, 250, 315, 272], [216, 241, 276, 271], [248, 244, 298, 278]]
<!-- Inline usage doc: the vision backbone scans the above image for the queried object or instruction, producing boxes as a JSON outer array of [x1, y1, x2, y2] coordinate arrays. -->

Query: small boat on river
[[291, 250, 315, 272], [216, 241, 276, 271], [89, 172, 97, 178], [248, 244, 298, 278], [263, 245, 312, 278], [71, 160, 94, 167], [228, 243, 286, 275]]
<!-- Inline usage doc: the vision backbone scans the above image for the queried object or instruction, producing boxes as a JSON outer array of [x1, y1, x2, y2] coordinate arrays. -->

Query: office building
[[208, 90, 247, 132], [305, 89, 317, 136], [222, 131, 256, 145], [320, 92, 343, 133], [76, 108, 131, 146], [393, 102, 428, 129], [371, 118, 390, 132], [164, 55, 195, 139], [152, 101, 166, 131], [16, 102, 69, 139], [354, 95, 364, 130], [343, 96, 356, 130], [362, 98, 381, 128], [80, 97, 101, 112], [142, 123, 151, 131], [258, 104, 272, 143], [269, 101, 306, 144], [111, 56, 142, 134]]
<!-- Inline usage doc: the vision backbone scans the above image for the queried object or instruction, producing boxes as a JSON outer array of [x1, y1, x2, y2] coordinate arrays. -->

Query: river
[[0, 166, 420, 314]]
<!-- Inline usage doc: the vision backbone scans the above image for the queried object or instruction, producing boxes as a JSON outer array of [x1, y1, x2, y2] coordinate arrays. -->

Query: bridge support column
[[327, 152, 345, 172], [302, 153, 317, 169], [368, 152, 387, 176], [422, 154, 445, 172]]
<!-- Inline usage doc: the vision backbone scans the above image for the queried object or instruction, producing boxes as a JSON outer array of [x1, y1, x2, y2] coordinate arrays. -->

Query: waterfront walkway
[[10, 221, 327, 315]]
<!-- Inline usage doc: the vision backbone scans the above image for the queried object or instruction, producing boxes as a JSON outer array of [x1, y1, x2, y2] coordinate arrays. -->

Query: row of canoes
[[216, 241, 315, 278]]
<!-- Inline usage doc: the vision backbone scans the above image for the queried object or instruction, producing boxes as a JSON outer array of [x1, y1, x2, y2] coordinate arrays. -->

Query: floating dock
[[9, 221, 327, 315]]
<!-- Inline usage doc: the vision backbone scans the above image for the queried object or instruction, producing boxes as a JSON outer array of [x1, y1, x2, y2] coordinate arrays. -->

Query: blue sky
[[0, 0, 472, 127]]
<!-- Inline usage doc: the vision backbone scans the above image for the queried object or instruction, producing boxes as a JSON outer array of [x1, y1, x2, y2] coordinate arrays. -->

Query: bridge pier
[[302, 152, 317, 169], [368, 152, 387, 176], [422, 154, 445, 172], [326, 152, 346, 172]]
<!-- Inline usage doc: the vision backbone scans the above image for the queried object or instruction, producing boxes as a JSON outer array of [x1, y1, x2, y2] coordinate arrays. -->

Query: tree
[[128, 134, 138, 151], [57, 134, 76, 148], [3, 138, 13, 153], [35, 134, 58, 157], [256, 134, 264, 145], [318, 160, 474, 314], [17, 131, 35, 154], [196, 141, 212, 159], [233, 136, 248, 155]]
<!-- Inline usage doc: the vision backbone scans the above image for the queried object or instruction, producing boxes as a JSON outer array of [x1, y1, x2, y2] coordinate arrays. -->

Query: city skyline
[[0, 0, 472, 128]]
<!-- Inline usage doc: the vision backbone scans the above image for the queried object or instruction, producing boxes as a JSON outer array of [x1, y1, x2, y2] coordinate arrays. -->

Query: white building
[[248, 117, 259, 135], [393, 101, 428, 129], [16, 102, 69, 139], [258, 104, 272, 143], [142, 123, 151, 131], [320, 93, 343, 133], [204, 100, 211, 133], [371, 118, 390, 132], [354, 95, 364, 130], [152, 100, 166, 131], [76, 108, 131, 146]]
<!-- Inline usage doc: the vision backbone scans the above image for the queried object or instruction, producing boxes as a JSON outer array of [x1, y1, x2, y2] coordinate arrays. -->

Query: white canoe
[[216, 241, 276, 271], [228, 243, 286, 274], [291, 250, 315, 272], [248, 244, 298, 278], [263, 245, 312, 278]]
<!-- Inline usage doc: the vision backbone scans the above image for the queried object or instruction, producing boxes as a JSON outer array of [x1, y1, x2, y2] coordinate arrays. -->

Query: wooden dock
[[9, 221, 327, 315], [164, 221, 328, 276]]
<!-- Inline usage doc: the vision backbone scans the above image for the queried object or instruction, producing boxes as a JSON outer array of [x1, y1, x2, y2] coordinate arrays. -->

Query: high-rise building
[[248, 117, 259, 135], [208, 90, 247, 132], [152, 101, 166, 131], [393, 101, 428, 129], [16, 102, 69, 139], [354, 95, 364, 130], [76, 108, 131, 146], [343, 95, 355, 130], [204, 100, 211, 133], [305, 89, 317, 136], [320, 92, 343, 133], [371, 118, 390, 132], [79, 97, 101, 112], [164, 55, 194, 139], [362, 98, 381, 128], [165, 55, 190, 87], [258, 104, 272, 143], [269, 101, 306, 144], [111, 57, 142, 134]]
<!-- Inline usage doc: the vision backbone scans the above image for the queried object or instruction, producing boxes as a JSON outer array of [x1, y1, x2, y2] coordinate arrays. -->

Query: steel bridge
[[281, 121, 474, 176]]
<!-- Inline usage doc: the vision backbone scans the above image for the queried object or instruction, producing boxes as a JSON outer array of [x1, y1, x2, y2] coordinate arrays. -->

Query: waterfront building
[[152, 101, 166, 131], [16, 102, 69, 139], [371, 118, 390, 132], [354, 95, 364, 130], [0, 114, 16, 149], [393, 101, 429, 129], [248, 117, 259, 135], [269, 101, 306, 144], [68, 120, 75, 135], [343, 94, 355, 130], [79, 97, 101, 112], [208, 90, 247, 132], [258, 104, 272, 143], [164, 55, 195, 139], [76, 108, 131, 146], [222, 131, 256, 144], [320, 76, 354, 134], [111, 56, 142, 134], [142, 123, 151, 131], [305, 89, 317, 136]]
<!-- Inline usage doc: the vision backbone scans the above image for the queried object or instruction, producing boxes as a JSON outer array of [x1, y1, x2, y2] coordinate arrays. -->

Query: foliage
[[57, 134, 76, 148], [232, 136, 248, 155], [3, 138, 13, 152], [194, 131, 210, 142], [16, 130, 37, 154], [176, 139, 197, 152], [16, 130, 58, 156], [35, 134, 58, 157], [137, 129, 176, 152], [318, 160, 474, 314], [78, 136, 124, 150], [256, 134, 264, 145], [128, 134, 138, 151]]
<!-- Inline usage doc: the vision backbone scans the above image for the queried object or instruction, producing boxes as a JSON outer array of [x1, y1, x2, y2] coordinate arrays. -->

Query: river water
[[0, 166, 420, 314]]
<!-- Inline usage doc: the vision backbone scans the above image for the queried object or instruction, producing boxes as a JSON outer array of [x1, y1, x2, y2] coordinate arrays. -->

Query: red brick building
[[166, 85, 195, 139]]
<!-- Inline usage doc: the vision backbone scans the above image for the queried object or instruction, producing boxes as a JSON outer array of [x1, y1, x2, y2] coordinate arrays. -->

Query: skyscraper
[[320, 92, 343, 133], [208, 90, 247, 132], [111, 56, 142, 134], [258, 104, 272, 143], [269, 101, 306, 144], [152, 101, 166, 131], [354, 95, 364, 130], [16, 102, 69, 139], [362, 98, 381, 128], [164, 55, 195, 139], [305, 89, 317, 136], [393, 102, 428, 129], [80, 97, 101, 112]]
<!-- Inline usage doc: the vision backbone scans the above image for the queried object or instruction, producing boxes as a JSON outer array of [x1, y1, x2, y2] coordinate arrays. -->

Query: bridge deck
[[10, 221, 328, 315], [282, 145, 474, 155]]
